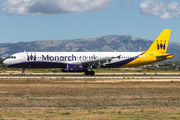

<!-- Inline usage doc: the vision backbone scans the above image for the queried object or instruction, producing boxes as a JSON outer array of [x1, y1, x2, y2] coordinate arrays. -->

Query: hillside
[[0, 35, 179, 60]]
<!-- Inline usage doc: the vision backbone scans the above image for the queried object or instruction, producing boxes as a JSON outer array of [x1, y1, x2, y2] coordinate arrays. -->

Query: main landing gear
[[21, 68, 25, 75], [85, 70, 95, 76]]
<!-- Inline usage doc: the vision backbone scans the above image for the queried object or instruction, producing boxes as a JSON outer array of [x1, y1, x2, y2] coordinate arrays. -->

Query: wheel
[[85, 71, 90, 75], [21, 72, 25, 75], [90, 71, 95, 76]]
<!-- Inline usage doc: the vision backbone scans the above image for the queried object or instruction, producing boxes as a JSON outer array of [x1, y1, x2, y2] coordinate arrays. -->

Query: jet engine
[[61, 64, 87, 72]]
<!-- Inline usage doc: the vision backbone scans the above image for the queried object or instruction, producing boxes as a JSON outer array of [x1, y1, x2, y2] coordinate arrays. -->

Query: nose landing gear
[[21, 68, 25, 75]]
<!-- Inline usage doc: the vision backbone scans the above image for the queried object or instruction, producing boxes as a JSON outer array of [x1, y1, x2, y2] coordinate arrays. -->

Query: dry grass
[[0, 78, 180, 119]]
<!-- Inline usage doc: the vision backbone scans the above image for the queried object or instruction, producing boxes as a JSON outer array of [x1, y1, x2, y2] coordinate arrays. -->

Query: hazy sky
[[0, 0, 180, 43]]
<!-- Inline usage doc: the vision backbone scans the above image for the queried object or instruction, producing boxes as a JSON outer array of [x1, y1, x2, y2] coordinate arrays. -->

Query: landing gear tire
[[85, 71, 90, 76], [21, 72, 25, 75], [90, 71, 95, 76]]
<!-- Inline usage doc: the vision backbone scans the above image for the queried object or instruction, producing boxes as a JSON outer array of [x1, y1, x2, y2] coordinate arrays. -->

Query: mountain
[[0, 35, 179, 61]]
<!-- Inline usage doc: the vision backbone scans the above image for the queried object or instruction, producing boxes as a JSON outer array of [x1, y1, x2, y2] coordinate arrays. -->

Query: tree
[[0, 58, 4, 64]]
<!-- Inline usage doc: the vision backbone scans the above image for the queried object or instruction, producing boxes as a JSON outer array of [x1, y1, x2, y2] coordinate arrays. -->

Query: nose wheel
[[21, 68, 25, 75], [85, 70, 95, 76]]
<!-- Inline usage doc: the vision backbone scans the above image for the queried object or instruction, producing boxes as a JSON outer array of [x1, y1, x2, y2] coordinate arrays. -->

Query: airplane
[[3, 29, 174, 76]]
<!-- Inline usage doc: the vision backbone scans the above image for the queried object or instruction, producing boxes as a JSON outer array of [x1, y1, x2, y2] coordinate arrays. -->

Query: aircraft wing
[[80, 56, 119, 68]]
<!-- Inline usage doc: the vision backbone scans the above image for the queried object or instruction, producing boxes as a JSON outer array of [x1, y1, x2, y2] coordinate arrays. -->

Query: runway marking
[[1, 76, 180, 79]]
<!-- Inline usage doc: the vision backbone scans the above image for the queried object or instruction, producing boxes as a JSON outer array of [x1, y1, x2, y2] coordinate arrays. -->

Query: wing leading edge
[[80, 56, 119, 68]]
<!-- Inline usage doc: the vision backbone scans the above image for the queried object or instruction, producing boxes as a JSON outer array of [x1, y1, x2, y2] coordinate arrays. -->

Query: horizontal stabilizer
[[156, 54, 174, 59]]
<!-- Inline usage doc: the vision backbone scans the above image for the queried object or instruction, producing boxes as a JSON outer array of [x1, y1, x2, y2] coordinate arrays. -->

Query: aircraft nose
[[3, 59, 8, 66]]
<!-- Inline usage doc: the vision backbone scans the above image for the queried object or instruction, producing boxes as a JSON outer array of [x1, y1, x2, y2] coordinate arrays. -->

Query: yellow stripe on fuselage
[[121, 52, 174, 68]]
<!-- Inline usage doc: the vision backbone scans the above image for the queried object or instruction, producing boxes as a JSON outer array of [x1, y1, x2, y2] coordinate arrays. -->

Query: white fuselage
[[3, 52, 143, 68]]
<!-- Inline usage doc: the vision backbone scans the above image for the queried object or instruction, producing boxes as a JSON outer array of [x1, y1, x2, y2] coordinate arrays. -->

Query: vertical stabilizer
[[146, 29, 171, 54]]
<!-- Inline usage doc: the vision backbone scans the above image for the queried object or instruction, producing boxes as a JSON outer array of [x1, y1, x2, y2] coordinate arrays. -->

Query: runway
[[0, 73, 180, 79]]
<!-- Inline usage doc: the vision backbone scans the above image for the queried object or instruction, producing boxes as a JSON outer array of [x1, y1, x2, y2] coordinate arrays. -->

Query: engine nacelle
[[61, 64, 87, 72]]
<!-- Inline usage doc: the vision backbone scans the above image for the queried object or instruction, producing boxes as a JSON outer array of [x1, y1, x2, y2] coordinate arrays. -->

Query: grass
[[1, 110, 180, 119], [0, 78, 179, 119]]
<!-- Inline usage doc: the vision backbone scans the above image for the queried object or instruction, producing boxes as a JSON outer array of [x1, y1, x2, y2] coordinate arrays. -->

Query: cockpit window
[[8, 56, 16, 59]]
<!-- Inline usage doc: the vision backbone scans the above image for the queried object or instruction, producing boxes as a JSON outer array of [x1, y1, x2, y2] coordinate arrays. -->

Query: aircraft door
[[21, 52, 26, 62]]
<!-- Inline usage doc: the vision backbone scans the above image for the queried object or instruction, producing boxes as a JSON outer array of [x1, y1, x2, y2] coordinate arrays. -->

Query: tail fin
[[146, 29, 171, 54]]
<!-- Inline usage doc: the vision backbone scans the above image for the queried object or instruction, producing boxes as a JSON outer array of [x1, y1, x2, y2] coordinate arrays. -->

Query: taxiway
[[0, 73, 180, 79]]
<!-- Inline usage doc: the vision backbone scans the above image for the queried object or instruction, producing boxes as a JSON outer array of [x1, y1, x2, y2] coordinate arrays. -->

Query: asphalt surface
[[0, 73, 180, 79]]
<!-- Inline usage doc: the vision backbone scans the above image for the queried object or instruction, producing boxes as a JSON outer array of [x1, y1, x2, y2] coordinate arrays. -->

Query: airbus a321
[[3, 29, 174, 75]]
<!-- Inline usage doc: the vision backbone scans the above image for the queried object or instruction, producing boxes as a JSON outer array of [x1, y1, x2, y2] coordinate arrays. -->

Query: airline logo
[[157, 40, 166, 50], [27, 55, 36, 61], [26, 54, 98, 62], [42, 54, 97, 61], [26, 54, 123, 62]]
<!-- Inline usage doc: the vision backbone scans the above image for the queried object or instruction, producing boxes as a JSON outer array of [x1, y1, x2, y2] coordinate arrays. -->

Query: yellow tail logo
[[146, 29, 171, 54]]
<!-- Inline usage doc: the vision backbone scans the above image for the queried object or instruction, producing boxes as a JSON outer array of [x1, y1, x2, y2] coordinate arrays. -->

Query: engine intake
[[61, 64, 87, 72]]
